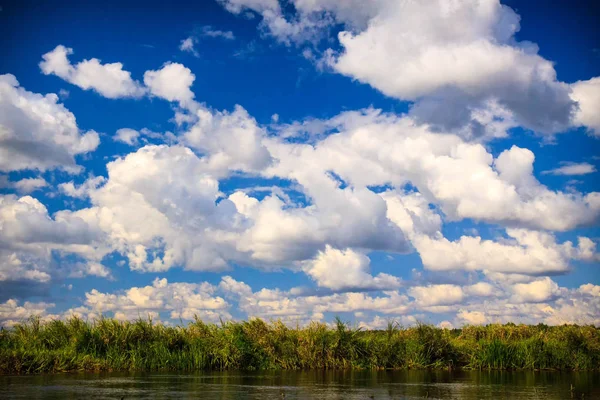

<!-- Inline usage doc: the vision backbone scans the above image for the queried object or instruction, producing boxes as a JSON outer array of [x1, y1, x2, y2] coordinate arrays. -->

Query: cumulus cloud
[[359, 315, 418, 330], [219, 276, 410, 323], [456, 310, 488, 325], [408, 284, 465, 307], [0, 177, 48, 194], [571, 77, 600, 135], [54, 138, 409, 274], [412, 229, 596, 275], [268, 110, 600, 232], [218, 0, 333, 45], [227, 183, 409, 266], [114, 128, 141, 146], [113, 127, 174, 147], [182, 104, 272, 175], [579, 284, 600, 297], [216, 275, 600, 327], [302, 245, 401, 291], [13, 178, 48, 194], [0, 299, 58, 327], [512, 277, 561, 303], [465, 282, 496, 297], [0, 74, 100, 172], [51, 105, 596, 280], [3, 273, 599, 327], [67, 277, 230, 323], [67, 145, 235, 272], [5, 20, 597, 329], [330, 0, 576, 134], [58, 176, 106, 199], [40, 45, 145, 99], [39, 46, 203, 107], [219, 0, 600, 137], [0, 194, 108, 283], [443, 280, 600, 326], [143, 63, 195, 104]]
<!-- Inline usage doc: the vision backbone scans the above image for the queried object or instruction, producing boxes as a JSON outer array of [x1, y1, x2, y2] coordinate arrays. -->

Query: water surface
[[1, 370, 598, 399]]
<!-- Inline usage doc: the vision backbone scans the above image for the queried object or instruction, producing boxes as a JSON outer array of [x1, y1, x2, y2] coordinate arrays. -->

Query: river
[[1, 370, 599, 399]]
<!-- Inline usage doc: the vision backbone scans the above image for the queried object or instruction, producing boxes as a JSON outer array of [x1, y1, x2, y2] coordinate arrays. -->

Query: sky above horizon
[[0, 0, 599, 328]]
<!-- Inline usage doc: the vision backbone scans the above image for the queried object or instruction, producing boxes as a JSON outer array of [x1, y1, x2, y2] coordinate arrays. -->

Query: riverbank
[[1, 317, 598, 374]]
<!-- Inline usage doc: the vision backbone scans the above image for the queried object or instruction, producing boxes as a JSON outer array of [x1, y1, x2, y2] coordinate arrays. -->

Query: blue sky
[[0, 0, 599, 328]]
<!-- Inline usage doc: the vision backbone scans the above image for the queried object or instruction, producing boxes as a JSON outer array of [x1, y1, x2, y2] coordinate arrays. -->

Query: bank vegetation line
[[1, 317, 598, 374]]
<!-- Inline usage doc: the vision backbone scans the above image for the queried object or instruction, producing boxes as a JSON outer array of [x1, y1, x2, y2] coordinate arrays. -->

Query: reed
[[0, 317, 598, 374]]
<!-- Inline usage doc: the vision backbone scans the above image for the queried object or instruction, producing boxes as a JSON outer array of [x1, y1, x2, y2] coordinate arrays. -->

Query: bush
[[0, 317, 598, 374]]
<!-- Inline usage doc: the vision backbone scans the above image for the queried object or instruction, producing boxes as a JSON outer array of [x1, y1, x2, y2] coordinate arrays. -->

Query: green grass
[[1, 317, 598, 374]]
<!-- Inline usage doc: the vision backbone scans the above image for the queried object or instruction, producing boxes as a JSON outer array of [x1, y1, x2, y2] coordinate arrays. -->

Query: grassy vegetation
[[1, 317, 598, 374]]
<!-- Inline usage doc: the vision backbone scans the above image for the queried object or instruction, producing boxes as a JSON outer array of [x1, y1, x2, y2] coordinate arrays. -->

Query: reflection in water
[[1, 370, 599, 399]]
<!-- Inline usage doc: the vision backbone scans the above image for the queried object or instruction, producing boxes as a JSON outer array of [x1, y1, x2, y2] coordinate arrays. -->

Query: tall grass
[[0, 317, 598, 374]]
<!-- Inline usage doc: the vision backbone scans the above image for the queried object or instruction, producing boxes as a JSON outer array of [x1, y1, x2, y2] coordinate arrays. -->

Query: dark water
[[1, 370, 599, 399]]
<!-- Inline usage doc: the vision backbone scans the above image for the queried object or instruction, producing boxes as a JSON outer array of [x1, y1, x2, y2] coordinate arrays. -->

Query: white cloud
[[0, 3, 597, 333], [358, 314, 418, 330], [302, 245, 401, 291], [542, 162, 596, 176], [219, 0, 600, 136], [114, 128, 141, 146], [218, 0, 280, 14], [0, 195, 99, 247], [179, 27, 235, 57], [438, 320, 454, 329], [408, 284, 465, 307], [0, 299, 58, 327], [220, 276, 410, 323], [512, 277, 560, 303], [268, 110, 600, 232], [379, 191, 442, 239], [113, 127, 174, 147], [4, 90, 594, 315], [326, 0, 576, 134], [411, 280, 600, 326], [571, 77, 600, 135], [60, 138, 410, 274], [412, 229, 596, 275], [143, 63, 195, 104], [64, 145, 245, 273], [87, 105, 592, 280], [448, 281, 600, 326], [456, 310, 488, 325], [217, 274, 600, 327], [0, 177, 48, 194], [465, 282, 496, 297], [59, 176, 106, 199], [40, 45, 145, 99], [13, 178, 48, 194], [227, 183, 410, 266], [0, 251, 51, 283], [182, 104, 272, 176], [68, 261, 112, 279], [0, 74, 99, 172], [579, 283, 600, 297], [0, 194, 107, 283], [218, 0, 331, 45], [67, 277, 231, 323], [58, 89, 70, 100], [201, 26, 236, 40], [179, 37, 199, 57]]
